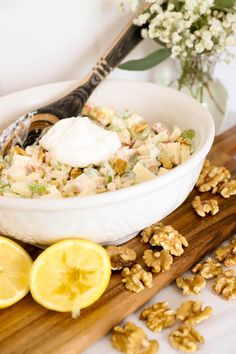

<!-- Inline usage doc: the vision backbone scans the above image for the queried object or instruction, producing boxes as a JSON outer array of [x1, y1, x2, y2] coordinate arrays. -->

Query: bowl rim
[[0, 79, 215, 210]]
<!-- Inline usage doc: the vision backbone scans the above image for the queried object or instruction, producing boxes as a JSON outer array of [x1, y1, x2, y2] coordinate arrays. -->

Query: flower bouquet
[[120, 0, 236, 131]]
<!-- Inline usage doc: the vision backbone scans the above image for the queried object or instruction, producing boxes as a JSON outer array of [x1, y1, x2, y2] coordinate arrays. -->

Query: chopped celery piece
[[29, 183, 46, 194], [181, 129, 195, 140]]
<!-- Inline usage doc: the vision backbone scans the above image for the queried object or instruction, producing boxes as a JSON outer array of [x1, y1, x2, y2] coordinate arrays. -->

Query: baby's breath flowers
[[122, 0, 236, 60], [119, 0, 236, 100]]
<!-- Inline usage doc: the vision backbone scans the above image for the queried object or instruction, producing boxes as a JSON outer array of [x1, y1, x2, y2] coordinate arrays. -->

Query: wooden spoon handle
[[38, 20, 142, 118]]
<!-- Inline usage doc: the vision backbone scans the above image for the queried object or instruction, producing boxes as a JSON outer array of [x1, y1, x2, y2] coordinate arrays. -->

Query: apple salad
[[0, 103, 195, 198]]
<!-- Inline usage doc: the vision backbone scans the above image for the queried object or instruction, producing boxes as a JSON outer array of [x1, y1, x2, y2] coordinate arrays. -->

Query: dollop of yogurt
[[39, 117, 121, 167]]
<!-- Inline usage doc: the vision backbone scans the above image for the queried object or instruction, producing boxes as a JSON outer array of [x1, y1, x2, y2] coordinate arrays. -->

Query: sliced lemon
[[0, 236, 33, 308], [29, 239, 111, 316]]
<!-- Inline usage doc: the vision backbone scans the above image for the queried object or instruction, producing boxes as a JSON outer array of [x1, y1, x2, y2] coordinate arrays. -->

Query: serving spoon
[[0, 9, 146, 155]]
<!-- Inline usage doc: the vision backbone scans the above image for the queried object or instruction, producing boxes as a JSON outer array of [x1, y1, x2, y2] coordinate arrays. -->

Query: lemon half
[[29, 239, 111, 316], [0, 236, 33, 308]]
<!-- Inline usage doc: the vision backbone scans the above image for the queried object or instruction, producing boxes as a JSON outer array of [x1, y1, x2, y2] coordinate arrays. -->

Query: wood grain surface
[[0, 126, 235, 354]]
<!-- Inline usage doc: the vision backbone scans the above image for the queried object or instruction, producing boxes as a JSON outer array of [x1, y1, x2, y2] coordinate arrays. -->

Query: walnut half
[[212, 269, 236, 300], [141, 223, 188, 256], [113, 158, 128, 176], [192, 196, 219, 217], [106, 245, 137, 271], [121, 264, 153, 293], [215, 236, 236, 267], [192, 257, 223, 279], [176, 301, 213, 326], [143, 249, 173, 273], [139, 301, 176, 332], [169, 325, 204, 353], [196, 160, 231, 193], [111, 322, 159, 354], [216, 179, 236, 198], [176, 275, 206, 295]]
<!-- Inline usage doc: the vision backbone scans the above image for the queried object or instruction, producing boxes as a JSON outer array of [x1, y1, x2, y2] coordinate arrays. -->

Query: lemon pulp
[[29, 239, 111, 316]]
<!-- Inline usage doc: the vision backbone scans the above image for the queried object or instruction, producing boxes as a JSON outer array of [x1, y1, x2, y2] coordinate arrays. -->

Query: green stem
[[178, 55, 214, 101]]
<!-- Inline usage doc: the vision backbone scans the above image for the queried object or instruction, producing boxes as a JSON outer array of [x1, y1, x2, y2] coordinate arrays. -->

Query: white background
[[0, 1, 235, 353], [0, 0, 235, 118]]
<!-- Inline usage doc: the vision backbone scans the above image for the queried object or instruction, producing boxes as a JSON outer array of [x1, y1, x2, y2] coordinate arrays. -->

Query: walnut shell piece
[[106, 245, 137, 271], [176, 275, 206, 295], [143, 249, 173, 273], [212, 269, 236, 300], [111, 322, 159, 354], [215, 237, 236, 267], [121, 264, 153, 293], [139, 301, 176, 332], [169, 325, 204, 353], [217, 179, 236, 198], [192, 258, 223, 279], [192, 196, 219, 217], [141, 223, 188, 256], [176, 301, 213, 326]]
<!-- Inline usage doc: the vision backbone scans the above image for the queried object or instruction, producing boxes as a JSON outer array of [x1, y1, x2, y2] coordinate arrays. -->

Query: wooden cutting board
[[0, 126, 236, 354]]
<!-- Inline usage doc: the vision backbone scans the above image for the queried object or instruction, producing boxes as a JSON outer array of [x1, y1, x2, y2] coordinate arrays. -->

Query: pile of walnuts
[[177, 237, 236, 301], [112, 299, 213, 353], [106, 222, 188, 294], [192, 160, 236, 217], [108, 159, 236, 353]]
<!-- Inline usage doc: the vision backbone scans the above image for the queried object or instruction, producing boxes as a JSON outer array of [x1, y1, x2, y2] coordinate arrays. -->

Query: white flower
[[226, 35, 236, 46], [202, 31, 212, 40], [172, 32, 182, 44], [209, 18, 222, 36], [167, 3, 175, 11], [185, 0, 198, 12], [223, 20, 232, 29], [186, 38, 194, 48], [153, 0, 165, 4], [195, 42, 205, 53], [204, 39, 214, 50], [133, 13, 150, 26], [127, 0, 236, 61], [171, 45, 182, 57], [150, 4, 163, 13]]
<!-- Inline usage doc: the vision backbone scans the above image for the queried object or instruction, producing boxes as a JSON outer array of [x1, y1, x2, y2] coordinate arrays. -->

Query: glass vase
[[169, 55, 229, 134]]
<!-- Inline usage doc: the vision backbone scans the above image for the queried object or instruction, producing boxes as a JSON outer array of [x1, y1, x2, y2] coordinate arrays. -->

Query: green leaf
[[214, 0, 235, 8], [118, 48, 171, 71]]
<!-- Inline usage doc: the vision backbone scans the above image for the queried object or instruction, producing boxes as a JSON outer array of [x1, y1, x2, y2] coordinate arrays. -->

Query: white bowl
[[0, 80, 215, 246]]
